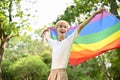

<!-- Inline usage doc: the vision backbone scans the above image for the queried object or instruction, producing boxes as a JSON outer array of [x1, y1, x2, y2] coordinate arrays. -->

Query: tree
[[10, 55, 48, 80], [0, 0, 30, 79], [109, 49, 120, 79], [55, 0, 120, 24], [2, 55, 49, 80], [2, 29, 52, 79]]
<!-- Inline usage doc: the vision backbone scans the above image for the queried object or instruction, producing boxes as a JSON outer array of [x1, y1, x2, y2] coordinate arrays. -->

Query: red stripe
[[69, 38, 120, 66]]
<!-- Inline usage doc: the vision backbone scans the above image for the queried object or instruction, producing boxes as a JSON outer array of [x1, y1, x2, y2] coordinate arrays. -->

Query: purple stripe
[[67, 11, 110, 32], [90, 11, 110, 23]]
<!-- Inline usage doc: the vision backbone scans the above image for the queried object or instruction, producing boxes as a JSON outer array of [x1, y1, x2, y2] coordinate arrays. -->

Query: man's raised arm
[[77, 7, 105, 34]]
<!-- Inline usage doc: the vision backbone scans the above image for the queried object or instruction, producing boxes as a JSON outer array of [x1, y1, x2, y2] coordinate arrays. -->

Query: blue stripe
[[66, 14, 119, 37], [50, 29, 57, 37]]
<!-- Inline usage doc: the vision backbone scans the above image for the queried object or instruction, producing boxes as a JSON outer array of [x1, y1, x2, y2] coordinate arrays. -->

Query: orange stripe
[[70, 37, 120, 58], [69, 42, 120, 66]]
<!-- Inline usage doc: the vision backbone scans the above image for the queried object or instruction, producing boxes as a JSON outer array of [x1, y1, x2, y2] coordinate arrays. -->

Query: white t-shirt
[[46, 29, 78, 69]]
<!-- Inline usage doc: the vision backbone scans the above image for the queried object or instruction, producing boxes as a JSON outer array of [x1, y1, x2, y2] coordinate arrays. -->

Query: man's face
[[56, 23, 68, 37]]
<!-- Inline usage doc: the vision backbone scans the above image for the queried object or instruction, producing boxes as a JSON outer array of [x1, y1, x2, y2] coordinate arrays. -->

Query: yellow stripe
[[71, 30, 120, 51]]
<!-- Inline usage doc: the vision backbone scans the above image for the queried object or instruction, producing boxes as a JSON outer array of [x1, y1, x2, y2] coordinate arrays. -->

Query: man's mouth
[[59, 31, 66, 34]]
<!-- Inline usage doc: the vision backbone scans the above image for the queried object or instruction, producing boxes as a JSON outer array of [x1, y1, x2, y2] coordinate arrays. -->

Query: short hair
[[55, 20, 69, 28]]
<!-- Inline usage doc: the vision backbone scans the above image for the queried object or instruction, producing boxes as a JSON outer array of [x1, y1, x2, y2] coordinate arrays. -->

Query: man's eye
[[64, 26, 67, 28], [60, 26, 62, 28]]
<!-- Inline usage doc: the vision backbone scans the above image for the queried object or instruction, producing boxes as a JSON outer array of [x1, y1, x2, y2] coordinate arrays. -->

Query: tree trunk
[[0, 46, 4, 80], [109, 0, 120, 19]]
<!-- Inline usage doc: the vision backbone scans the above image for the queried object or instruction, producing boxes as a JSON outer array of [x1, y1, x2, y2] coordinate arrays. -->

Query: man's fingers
[[41, 28, 50, 38]]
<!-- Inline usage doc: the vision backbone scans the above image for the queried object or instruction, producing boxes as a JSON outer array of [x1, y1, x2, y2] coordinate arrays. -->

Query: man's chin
[[59, 33, 66, 36]]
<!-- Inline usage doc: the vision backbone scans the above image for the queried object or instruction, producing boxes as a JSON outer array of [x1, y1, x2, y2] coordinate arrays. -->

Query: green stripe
[[75, 22, 120, 44], [51, 36, 57, 40]]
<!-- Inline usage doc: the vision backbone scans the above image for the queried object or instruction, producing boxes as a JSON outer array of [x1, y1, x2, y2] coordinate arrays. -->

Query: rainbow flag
[[49, 11, 120, 66]]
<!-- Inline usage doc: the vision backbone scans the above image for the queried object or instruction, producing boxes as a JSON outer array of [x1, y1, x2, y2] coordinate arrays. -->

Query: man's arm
[[40, 29, 50, 44], [77, 7, 105, 34]]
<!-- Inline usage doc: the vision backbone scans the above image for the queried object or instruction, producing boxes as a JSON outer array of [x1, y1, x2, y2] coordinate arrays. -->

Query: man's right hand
[[41, 28, 50, 44]]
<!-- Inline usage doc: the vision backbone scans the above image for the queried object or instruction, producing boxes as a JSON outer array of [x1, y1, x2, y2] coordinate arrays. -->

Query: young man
[[41, 7, 105, 80]]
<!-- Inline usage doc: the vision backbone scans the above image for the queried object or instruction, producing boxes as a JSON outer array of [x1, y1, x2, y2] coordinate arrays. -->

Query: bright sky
[[21, 0, 73, 30]]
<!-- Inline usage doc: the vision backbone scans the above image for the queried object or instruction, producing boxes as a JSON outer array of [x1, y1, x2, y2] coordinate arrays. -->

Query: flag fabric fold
[[49, 11, 120, 66]]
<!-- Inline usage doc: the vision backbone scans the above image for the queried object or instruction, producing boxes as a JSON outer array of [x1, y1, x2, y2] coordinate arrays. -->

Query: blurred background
[[0, 0, 120, 80]]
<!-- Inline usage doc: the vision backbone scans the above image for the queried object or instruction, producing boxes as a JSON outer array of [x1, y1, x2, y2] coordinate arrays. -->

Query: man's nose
[[61, 27, 65, 29]]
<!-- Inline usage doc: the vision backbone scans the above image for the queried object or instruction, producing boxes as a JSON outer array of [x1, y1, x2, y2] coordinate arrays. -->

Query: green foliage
[[2, 32, 51, 80], [2, 59, 14, 80], [0, 0, 49, 80], [109, 49, 120, 79], [12, 55, 48, 80], [55, 0, 99, 24], [55, 0, 120, 25], [2, 55, 49, 80], [4, 32, 52, 67], [0, 0, 31, 40], [1, 0, 120, 80]]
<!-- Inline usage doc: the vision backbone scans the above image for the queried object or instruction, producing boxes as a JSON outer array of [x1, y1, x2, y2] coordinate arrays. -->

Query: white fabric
[[47, 29, 78, 69]]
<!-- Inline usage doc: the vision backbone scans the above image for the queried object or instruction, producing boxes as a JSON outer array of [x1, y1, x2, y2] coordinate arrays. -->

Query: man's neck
[[58, 36, 65, 41]]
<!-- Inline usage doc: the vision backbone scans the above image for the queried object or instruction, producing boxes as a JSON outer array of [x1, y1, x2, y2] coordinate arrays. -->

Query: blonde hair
[[55, 20, 69, 28]]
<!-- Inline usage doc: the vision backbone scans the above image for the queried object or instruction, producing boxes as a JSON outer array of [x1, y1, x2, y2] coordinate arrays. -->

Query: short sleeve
[[47, 38, 56, 48]]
